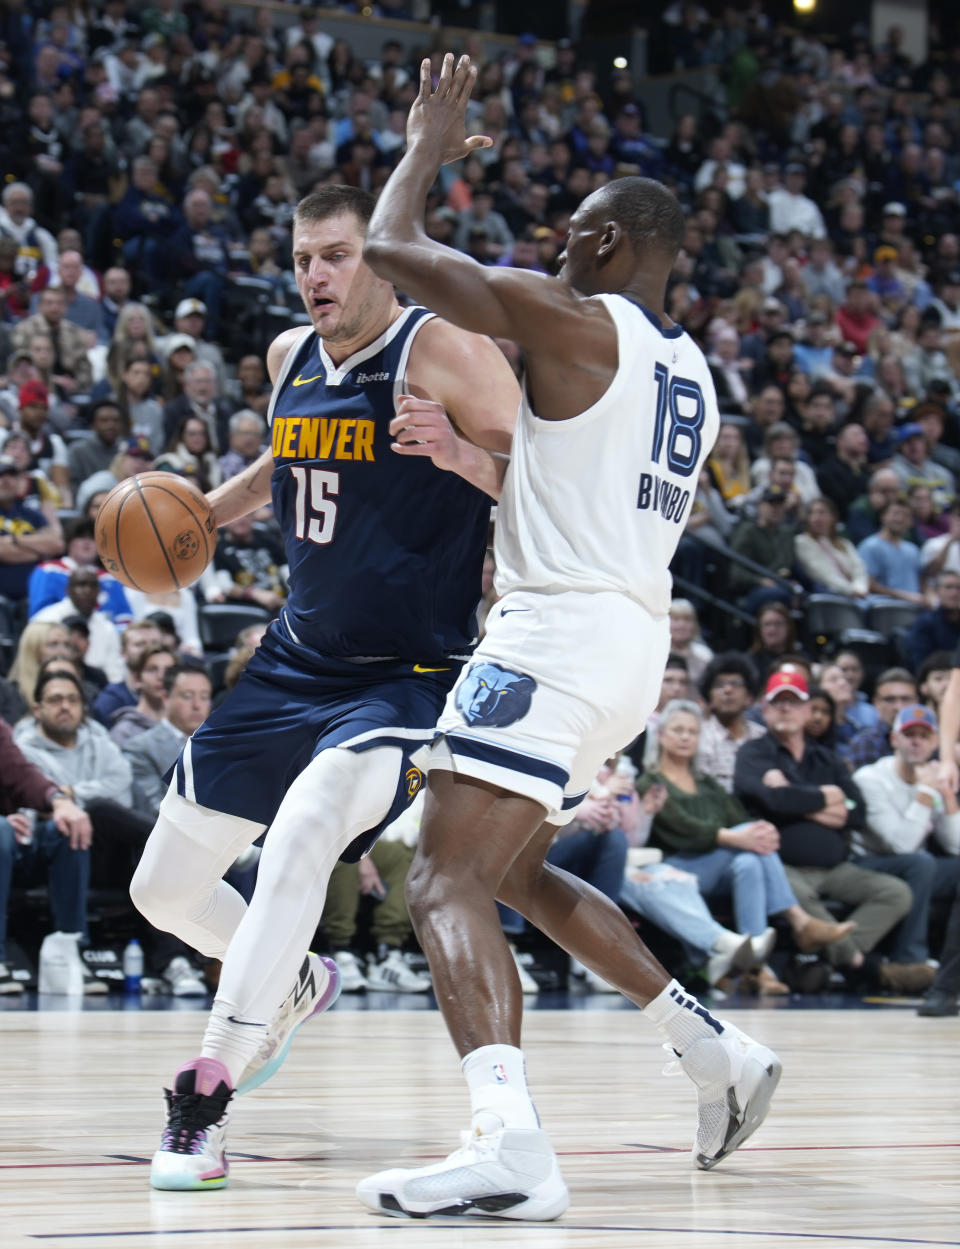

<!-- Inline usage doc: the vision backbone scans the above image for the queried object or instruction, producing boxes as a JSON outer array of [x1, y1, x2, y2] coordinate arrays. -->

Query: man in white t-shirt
[[853, 703, 960, 972], [766, 164, 826, 239]]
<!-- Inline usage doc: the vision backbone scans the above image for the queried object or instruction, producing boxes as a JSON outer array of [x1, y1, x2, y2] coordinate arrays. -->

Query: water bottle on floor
[[123, 939, 143, 994]]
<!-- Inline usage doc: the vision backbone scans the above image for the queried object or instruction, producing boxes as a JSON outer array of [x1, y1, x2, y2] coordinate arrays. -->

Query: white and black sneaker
[[670, 1020, 782, 1170], [366, 947, 432, 993], [357, 1121, 569, 1221], [0, 961, 25, 994], [332, 950, 368, 993], [163, 957, 209, 998]]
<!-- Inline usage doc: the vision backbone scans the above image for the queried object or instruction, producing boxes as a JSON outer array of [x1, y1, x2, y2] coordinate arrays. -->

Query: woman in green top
[[640, 700, 855, 984]]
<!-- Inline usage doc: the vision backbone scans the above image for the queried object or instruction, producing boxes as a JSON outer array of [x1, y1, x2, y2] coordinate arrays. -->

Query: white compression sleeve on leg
[[130, 783, 267, 961], [213, 746, 403, 1026]]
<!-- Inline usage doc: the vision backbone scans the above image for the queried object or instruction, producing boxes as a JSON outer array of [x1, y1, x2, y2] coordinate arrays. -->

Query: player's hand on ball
[[408, 52, 492, 166], [390, 395, 464, 473]]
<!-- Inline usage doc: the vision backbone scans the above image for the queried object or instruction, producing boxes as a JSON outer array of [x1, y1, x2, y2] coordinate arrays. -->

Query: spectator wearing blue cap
[[853, 703, 960, 975], [891, 421, 955, 513], [610, 104, 663, 179]]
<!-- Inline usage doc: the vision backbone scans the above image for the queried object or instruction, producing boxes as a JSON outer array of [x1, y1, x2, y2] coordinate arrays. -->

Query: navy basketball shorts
[[428, 588, 669, 824], [175, 617, 459, 859]]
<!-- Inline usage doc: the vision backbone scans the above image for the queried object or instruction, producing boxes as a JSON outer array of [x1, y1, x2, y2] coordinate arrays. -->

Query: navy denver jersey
[[269, 306, 491, 662]]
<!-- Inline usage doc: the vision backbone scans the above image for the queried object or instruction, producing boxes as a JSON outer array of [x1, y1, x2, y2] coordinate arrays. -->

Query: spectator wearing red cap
[[852, 703, 959, 982], [734, 667, 914, 984], [5, 379, 71, 507]]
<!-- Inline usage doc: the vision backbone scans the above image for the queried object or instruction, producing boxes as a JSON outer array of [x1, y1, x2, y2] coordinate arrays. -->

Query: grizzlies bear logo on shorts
[[455, 662, 536, 728]]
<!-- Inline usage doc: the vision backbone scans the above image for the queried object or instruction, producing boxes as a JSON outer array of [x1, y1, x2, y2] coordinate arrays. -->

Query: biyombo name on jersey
[[637, 472, 692, 524]]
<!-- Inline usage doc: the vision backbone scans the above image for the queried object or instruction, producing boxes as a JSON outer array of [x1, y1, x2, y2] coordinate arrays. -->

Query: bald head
[[587, 176, 686, 261]]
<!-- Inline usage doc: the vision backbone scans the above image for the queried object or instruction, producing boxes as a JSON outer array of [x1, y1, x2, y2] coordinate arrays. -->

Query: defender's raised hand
[[407, 52, 492, 165]]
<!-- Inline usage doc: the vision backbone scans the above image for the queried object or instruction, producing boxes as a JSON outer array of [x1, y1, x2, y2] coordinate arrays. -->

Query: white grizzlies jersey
[[494, 293, 720, 618]]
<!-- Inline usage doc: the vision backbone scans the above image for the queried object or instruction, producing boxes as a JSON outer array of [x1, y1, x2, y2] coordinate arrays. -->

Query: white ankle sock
[[200, 998, 269, 1088], [461, 1044, 540, 1133], [643, 979, 725, 1055]]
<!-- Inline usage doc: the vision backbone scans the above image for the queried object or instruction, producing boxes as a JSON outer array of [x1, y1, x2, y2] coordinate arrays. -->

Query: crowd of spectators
[[0, 2, 959, 1006]]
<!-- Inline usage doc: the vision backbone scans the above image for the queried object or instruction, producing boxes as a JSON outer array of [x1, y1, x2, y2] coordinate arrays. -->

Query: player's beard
[[315, 276, 394, 350]]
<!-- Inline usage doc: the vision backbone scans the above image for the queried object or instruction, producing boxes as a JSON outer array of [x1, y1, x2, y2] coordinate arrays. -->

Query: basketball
[[95, 471, 216, 594]]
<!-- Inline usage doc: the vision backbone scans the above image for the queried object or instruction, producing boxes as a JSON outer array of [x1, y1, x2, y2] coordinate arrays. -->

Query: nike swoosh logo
[[413, 664, 451, 673], [227, 1015, 264, 1027], [292, 372, 323, 387], [500, 607, 531, 616]]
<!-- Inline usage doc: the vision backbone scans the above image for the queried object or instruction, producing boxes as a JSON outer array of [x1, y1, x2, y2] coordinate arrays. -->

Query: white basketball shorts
[[423, 588, 670, 824]]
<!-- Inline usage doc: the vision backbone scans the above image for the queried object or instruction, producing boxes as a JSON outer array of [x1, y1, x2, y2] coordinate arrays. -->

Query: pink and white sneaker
[[150, 1058, 233, 1191]]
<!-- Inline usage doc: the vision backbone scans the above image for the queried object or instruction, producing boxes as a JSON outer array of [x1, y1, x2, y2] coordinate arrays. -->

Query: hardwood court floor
[[1, 1004, 957, 1248]]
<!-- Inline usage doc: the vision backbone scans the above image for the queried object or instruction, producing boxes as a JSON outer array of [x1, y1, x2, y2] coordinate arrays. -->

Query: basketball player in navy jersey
[[131, 185, 520, 1190], [354, 56, 783, 1220]]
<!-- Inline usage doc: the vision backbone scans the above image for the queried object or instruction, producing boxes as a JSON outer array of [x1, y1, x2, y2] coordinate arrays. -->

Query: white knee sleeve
[[130, 783, 266, 960], [215, 746, 401, 1021]]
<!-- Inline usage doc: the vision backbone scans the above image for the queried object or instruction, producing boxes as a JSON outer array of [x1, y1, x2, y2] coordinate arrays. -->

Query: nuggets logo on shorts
[[405, 765, 423, 799], [455, 663, 536, 728]]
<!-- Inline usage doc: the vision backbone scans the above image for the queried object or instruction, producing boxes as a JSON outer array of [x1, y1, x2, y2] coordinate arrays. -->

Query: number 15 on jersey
[[291, 465, 340, 545]]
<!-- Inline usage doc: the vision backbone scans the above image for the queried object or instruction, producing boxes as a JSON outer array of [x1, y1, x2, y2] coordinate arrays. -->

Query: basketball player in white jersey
[[355, 54, 783, 1220]]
